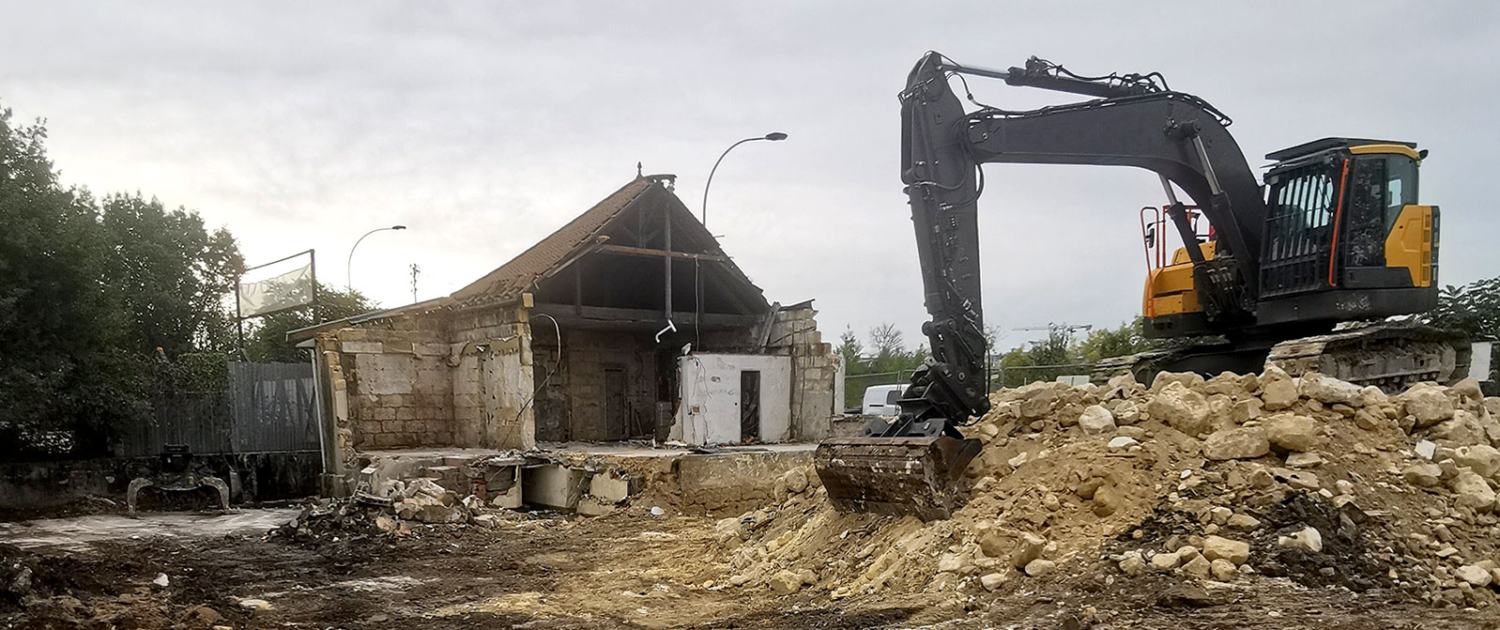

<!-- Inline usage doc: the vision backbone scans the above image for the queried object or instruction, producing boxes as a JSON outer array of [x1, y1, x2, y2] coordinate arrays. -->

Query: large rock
[[1299, 372, 1362, 406], [1260, 366, 1300, 411], [1202, 428, 1270, 461], [1451, 471, 1496, 512], [1358, 386, 1389, 409], [1152, 371, 1204, 392], [1078, 405, 1116, 435], [1458, 564, 1494, 587], [1264, 413, 1319, 452], [1020, 389, 1060, 420], [1402, 462, 1443, 487], [1114, 400, 1141, 425], [1454, 379, 1485, 403], [1148, 381, 1213, 437], [1011, 532, 1047, 569], [1429, 410, 1488, 447], [1024, 559, 1057, 577], [1402, 383, 1456, 428], [1201, 535, 1251, 564], [769, 570, 804, 595], [1451, 445, 1500, 479], [1277, 526, 1323, 553], [1231, 398, 1264, 425]]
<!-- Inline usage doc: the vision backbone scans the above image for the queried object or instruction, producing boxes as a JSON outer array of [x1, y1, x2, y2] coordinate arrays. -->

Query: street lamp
[[701, 132, 787, 228], [347, 225, 407, 292]]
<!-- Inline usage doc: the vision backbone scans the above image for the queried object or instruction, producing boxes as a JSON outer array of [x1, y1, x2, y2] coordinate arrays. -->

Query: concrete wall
[[766, 306, 840, 441], [676, 353, 791, 445]]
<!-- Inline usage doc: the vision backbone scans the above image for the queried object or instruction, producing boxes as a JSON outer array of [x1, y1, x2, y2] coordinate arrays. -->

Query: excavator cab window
[[1260, 162, 1340, 296], [1383, 155, 1419, 226]]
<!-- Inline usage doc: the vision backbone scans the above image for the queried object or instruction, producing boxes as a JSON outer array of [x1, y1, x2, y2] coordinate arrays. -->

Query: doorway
[[604, 368, 627, 441], [740, 370, 761, 442]]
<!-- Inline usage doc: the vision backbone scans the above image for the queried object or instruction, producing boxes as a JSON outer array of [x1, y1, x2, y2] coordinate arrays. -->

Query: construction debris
[[719, 371, 1500, 609]]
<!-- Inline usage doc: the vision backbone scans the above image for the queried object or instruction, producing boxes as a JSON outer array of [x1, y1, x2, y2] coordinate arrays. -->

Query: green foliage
[[0, 105, 247, 458], [1428, 276, 1500, 381], [994, 320, 1159, 389], [102, 193, 244, 355], [840, 323, 931, 409], [245, 283, 375, 362]]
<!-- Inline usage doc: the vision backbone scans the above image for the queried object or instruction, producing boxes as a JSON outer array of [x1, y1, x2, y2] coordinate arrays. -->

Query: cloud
[[4, 1, 1497, 353]]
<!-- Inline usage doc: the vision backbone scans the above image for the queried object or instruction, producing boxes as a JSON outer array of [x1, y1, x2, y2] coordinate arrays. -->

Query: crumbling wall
[[325, 314, 454, 450], [448, 304, 535, 450], [766, 305, 839, 441]]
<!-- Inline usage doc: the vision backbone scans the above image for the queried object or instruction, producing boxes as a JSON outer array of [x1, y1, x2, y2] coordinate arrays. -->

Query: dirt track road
[[2, 508, 1495, 629]]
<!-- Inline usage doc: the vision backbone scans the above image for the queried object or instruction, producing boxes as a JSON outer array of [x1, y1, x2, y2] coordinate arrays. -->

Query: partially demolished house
[[293, 174, 841, 467]]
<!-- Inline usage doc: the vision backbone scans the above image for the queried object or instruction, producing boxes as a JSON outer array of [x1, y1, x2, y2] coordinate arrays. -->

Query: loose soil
[[2, 508, 1494, 629]]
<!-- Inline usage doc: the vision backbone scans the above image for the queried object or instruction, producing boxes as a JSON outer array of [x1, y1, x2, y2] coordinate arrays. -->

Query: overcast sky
[[4, 2, 1498, 352]]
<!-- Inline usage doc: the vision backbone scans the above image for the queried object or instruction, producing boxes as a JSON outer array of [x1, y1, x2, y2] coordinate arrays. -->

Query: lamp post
[[347, 225, 407, 292], [701, 132, 787, 228]]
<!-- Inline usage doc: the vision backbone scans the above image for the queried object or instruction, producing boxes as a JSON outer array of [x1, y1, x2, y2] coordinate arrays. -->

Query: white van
[[861, 384, 906, 416]]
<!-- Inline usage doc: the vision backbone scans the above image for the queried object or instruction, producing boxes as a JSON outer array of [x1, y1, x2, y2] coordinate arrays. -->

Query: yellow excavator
[[814, 52, 1464, 520]]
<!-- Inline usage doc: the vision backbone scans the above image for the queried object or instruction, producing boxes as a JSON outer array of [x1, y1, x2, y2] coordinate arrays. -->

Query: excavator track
[[814, 435, 981, 521], [1265, 322, 1469, 393], [1092, 323, 1469, 394]]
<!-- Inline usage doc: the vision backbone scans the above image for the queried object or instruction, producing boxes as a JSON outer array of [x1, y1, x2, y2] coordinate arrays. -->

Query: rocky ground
[[4, 368, 1500, 628]]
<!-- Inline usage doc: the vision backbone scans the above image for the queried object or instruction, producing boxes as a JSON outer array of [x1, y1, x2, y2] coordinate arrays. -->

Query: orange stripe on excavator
[[1327, 159, 1350, 287]]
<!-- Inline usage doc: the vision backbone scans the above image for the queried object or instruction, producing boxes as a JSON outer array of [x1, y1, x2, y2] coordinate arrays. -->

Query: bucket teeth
[[813, 436, 981, 521]]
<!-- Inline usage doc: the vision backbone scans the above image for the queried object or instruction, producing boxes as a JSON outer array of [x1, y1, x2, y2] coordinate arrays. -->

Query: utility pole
[[409, 263, 420, 304]]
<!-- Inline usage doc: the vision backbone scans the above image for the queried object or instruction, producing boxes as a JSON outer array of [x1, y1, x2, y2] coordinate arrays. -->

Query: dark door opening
[[604, 368, 627, 441], [740, 370, 761, 443]]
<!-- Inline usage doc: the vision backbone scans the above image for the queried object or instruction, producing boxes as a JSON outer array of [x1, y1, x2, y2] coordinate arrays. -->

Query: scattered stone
[[238, 599, 274, 611], [1202, 536, 1251, 564], [1181, 555, 1212, 580], [784, 468, 810, 494], [1260, 366, 1300, 411], [1078, 405, 1116, 435], [650, 506, 666, 517], [1209, 506, 1232, 525], [1024, 558, 1057, 577], [1299, 372, 1362, 406], [937, 553, 973, 574], [1403, 383, 1456, 428], [1285, 452, 1324, 468], [1114, 400, 1141, 425], [151, 573, 169, 589], [1264, 413, 1319, 452], [1151, 551, 1181, 571], [1450, 471, 1496, 512], [1012, 533, 1047, 569], [1458, 564, 1494, 588], [1201, 427, 1270, 462], [1415, 440, 1438, 460], [1277, 526, 1323, 553], [769, 570, 804, 595], [1231, 398, 1264, 424], [1227, 513, 1261, 530], [1148, 381, 1213, 437], [980, 572, 1008, 591], [1107, 436, 1139, 450], [1118, 551, 1145, 576], [1210, 558, 1237, 581], [1451, 445, 1500, 478]]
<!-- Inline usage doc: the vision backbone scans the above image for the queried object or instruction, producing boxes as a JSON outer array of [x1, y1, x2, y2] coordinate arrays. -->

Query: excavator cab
[[1143, 138, 1438, 337]]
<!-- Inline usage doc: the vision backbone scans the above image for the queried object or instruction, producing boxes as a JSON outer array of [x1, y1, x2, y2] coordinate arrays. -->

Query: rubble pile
[[718, 369, 1500, 609], [275, 478, 504, 542]]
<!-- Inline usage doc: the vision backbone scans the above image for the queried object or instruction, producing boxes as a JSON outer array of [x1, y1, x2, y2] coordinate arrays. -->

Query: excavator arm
[[816, 52, 1270, 519]]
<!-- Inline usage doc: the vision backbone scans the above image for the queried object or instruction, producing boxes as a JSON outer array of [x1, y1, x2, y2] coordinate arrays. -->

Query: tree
[[1428, 276, 1500, 381], [101, 193, 244, 356], [836, 327, 864, 372], [1077, 317, 1160, 364], [0, 107, 144, 456], [245, 283, 375, 362]]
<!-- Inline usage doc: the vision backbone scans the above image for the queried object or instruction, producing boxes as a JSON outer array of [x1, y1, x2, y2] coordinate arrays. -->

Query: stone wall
[[767, 305, 840, 441], [320, 313, 453, 450], [558, 329, 657, 442], [448, 304, 535, 450]]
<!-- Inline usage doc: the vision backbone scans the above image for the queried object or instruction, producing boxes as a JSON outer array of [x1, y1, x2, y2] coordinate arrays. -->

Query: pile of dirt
[[717, 369, 1500, 609]]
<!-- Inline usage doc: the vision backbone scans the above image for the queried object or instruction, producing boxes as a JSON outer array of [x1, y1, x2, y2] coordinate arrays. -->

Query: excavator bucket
[[814, 435, 982, 521]]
